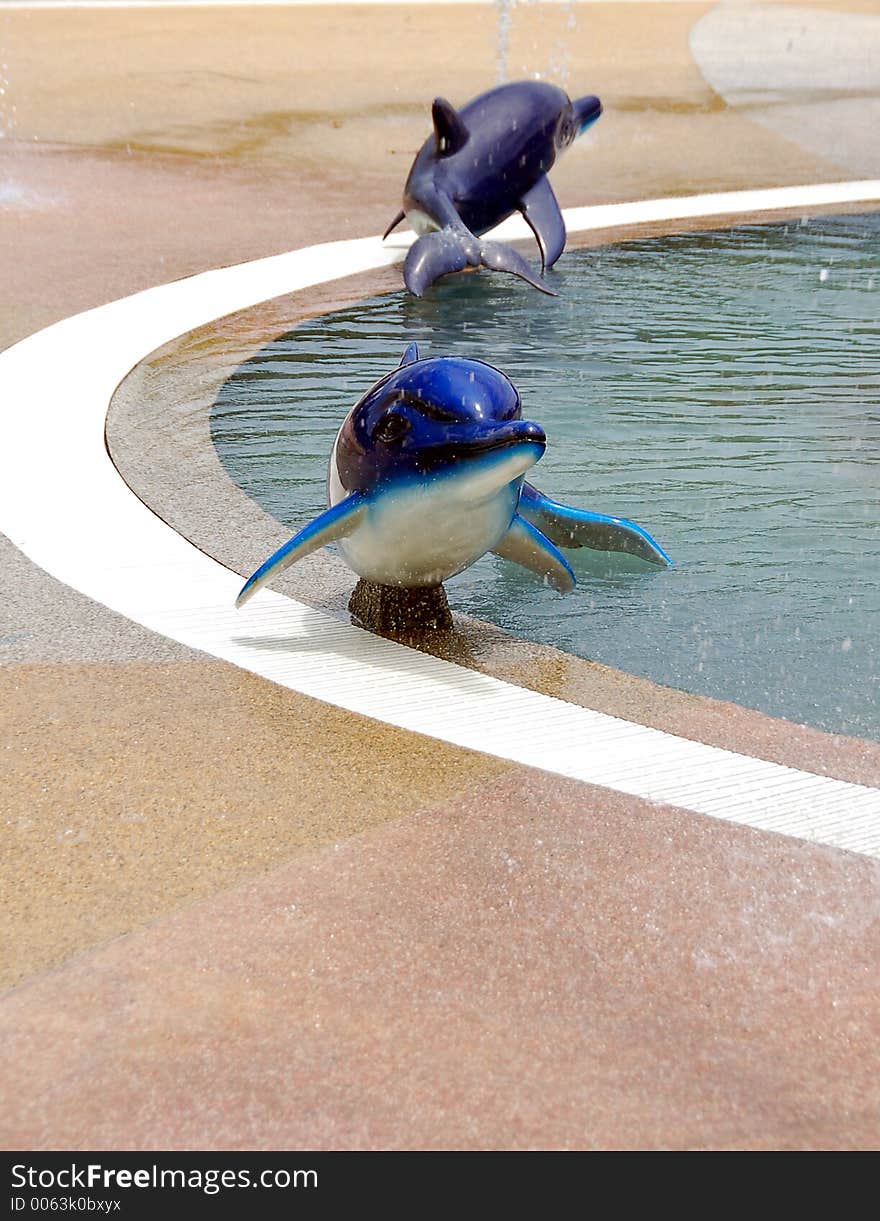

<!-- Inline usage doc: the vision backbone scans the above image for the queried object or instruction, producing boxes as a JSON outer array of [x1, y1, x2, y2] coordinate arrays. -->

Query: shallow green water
[[212, 213, 880, 740]]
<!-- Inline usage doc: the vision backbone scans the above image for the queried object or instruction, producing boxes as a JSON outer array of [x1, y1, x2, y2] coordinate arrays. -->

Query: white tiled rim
[[2, 183, 880, 857]]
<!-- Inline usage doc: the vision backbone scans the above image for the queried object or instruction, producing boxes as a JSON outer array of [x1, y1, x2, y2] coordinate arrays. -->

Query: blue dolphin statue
[[235, 345, 670, 610], [384, 80, 602, 297]]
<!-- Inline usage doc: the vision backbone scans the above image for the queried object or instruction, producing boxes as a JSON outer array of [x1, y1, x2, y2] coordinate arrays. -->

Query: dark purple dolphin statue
[[384, 80, 602, 297]]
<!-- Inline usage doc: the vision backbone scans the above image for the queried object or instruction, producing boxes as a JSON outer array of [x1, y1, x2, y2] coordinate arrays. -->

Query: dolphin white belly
[[341, 479, 519, 587], [405, 208, 440, 236], [328, 438, 528, 587]]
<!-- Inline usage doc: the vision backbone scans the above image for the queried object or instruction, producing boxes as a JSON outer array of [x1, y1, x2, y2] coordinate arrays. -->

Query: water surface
[[212, 213, 880, 739]]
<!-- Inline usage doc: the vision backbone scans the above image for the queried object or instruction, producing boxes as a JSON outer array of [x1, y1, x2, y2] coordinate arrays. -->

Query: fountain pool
[[212, 211, 879, 740]]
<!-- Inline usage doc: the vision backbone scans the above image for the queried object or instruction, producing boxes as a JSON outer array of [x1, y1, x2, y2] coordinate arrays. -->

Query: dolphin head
[[556, 93, 603, 149], [331, 345, 546, 502]]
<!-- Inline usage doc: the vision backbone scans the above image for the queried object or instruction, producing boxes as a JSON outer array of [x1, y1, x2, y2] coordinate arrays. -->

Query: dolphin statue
[[384, 80, 602, 297], [235, 344, 671, 611]]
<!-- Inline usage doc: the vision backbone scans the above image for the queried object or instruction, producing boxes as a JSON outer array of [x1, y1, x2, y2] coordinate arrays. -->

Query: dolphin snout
[[414, 418, 545, 473], [573, 94, 602, 133], [509, 419, 546, 449], [459, 418, 545, 457]]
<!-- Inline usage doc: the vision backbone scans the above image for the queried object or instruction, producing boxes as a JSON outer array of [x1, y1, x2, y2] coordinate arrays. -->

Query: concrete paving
[[1, 0, 878, 1150]]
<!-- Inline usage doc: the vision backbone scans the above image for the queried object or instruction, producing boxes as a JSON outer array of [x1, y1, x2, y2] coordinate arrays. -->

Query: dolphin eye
[[373, 412, 410, 444], [557, 113, 576, 147]]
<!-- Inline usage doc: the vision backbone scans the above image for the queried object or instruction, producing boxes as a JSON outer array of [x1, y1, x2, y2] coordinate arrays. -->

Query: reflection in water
[[212, 214, 880, 740]]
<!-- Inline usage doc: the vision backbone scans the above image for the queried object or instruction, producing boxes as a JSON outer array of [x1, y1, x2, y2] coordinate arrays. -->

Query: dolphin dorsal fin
[[399, 342, 420, 367], [432, 98, 469, 156]]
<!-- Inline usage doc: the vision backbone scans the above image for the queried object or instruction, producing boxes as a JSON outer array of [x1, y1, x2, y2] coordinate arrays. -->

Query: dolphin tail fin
[[492, 513, 575, 593], [519, 483, 672, 568], [383, 210, 406, 241], [236, 494, 368, 609], [480, 241, 557, 296], [404, 227, 557, 297], [404, 229, 474, 296]]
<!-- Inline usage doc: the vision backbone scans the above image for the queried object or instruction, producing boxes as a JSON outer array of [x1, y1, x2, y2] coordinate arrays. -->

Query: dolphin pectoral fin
[[479, 242, 558, 296], [519, 175, 566, 272], [519, 483, 672, 568], [383, 210, 406, 240], [236, 494, 368, 609], [404, 229, 474, 296], [492, 513, 575, 593]]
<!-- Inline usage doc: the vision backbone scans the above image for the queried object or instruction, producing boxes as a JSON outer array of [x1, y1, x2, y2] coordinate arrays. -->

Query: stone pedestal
[[348, 579, 453, 633]]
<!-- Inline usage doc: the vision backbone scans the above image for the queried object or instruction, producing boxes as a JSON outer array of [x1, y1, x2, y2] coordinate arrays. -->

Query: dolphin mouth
[[433, 435, 543, 462], [574, 94, 602, 133], [417, 421, 546, 469]]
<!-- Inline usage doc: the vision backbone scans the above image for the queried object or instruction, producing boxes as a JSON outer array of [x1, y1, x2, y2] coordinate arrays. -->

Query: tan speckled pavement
[[1, 2, 878, 1150]]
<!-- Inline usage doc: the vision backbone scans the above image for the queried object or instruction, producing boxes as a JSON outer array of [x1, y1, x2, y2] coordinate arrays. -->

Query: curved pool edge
[[106, 238, 880, 786], [3, 182, 880, 860]]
